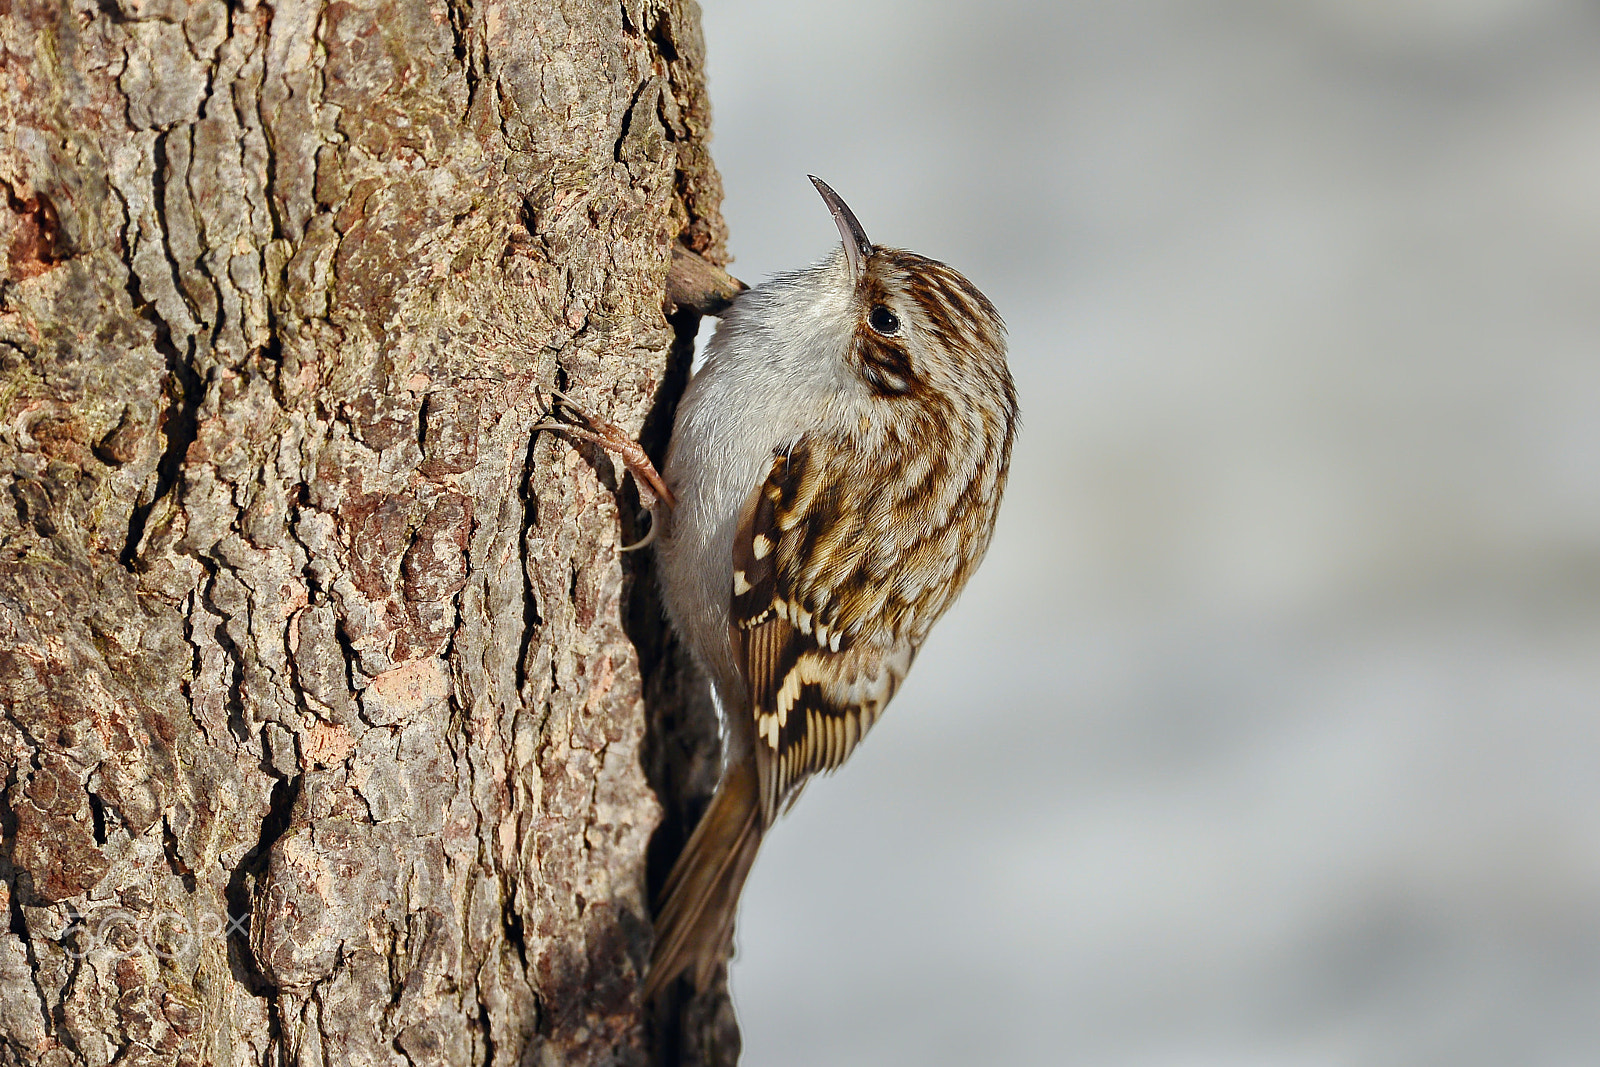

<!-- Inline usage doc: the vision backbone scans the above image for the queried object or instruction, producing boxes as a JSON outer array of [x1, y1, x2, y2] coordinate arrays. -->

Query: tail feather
[[645, 763, 764, 997]]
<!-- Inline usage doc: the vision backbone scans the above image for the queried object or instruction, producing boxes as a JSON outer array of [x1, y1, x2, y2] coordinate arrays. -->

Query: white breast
[[655, 251, 862, 702]]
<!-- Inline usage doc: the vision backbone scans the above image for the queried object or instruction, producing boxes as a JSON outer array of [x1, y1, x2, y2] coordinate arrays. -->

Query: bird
[[543, 176, 1016, 996]]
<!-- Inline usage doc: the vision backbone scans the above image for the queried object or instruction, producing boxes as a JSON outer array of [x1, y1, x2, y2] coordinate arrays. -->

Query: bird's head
[[807, 176, 1008, 404]]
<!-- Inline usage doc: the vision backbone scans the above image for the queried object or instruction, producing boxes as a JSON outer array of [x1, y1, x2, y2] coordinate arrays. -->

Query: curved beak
[[809, 175, 872, 282]]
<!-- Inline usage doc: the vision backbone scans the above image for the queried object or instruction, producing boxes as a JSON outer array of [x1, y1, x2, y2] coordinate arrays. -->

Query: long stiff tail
[[645, 762, 764, 997]]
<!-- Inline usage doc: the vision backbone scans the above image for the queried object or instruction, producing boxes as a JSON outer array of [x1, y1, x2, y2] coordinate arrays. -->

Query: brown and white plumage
[[645, 178, 1016, 995]]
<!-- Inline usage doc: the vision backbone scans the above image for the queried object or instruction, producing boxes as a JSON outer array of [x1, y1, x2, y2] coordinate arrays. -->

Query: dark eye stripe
[[858, 333, 915, 396]]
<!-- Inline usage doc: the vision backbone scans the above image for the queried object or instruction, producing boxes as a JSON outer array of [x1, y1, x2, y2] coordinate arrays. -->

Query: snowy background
[[692, 1, 1600, 1063]]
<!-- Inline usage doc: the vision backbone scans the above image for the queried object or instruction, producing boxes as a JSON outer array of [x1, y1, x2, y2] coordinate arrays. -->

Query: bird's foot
[[536, 389, 674, 550]]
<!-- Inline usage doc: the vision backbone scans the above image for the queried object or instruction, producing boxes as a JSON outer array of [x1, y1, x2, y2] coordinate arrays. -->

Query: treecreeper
[[545, 177, 1017, 996]]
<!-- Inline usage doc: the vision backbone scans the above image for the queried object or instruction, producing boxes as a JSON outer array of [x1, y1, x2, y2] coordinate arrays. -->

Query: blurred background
[[692, 1, 1600, 1063]]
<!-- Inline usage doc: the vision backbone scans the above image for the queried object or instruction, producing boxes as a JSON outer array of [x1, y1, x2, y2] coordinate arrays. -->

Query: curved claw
[[620, 508, 661, 552], [537, 387, 676, 551]]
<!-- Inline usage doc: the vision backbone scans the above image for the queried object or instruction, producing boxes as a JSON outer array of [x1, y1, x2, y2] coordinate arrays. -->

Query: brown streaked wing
[[731, 443, 900, 823], [738, 622, 896, 825], [730, 456, 783, 632]]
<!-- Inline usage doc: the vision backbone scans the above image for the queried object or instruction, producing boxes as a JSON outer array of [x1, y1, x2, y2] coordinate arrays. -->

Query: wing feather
[[731, 442, 928, 824]]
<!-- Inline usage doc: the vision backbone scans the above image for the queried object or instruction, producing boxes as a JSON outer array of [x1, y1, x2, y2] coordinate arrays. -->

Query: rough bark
[[0, 0, 735, 1062]]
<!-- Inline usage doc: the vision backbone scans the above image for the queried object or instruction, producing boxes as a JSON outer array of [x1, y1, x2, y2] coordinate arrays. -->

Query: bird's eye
[[868, 305, 900, 335]]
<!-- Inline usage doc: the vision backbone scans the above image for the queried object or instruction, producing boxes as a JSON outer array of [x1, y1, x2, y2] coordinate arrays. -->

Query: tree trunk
[[0, 0, 736, 1062]]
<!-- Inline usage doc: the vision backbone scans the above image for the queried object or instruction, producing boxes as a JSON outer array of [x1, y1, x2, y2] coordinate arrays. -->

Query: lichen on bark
[[0, 0, 733, 1063]]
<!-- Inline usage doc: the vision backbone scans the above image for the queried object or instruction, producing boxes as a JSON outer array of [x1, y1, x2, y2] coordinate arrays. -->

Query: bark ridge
[[0, 0, 732, 1062]]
